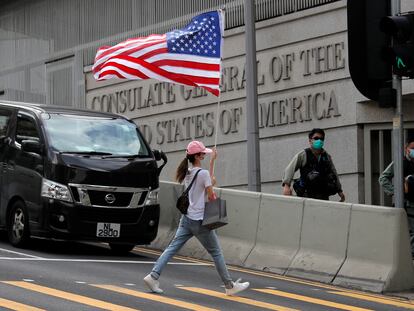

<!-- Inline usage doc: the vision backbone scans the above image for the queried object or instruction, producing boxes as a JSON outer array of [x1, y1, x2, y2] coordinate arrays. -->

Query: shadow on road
[[0, 230, 147, 259]]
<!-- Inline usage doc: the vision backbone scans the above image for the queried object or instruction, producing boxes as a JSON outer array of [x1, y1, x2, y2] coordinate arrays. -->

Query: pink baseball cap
[[186, 140, 212, 155]]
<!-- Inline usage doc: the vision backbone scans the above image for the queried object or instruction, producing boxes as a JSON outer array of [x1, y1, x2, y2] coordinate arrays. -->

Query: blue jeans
[[150, 215, 233, 287]]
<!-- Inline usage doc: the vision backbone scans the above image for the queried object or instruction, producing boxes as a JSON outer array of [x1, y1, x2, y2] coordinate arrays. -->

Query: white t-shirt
[[184, 168, 212, 220]]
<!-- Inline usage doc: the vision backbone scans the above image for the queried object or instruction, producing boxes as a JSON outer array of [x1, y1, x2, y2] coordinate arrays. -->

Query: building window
[[365, 124, 414, 206]]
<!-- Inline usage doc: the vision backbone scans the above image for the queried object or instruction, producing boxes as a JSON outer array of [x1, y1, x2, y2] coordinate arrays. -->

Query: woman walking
[[143, 140, 249, 296]]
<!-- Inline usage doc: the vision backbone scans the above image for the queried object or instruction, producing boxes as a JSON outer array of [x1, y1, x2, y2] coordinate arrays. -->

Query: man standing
[[379, 138, 414, 256], [282, 128, 345, 201]]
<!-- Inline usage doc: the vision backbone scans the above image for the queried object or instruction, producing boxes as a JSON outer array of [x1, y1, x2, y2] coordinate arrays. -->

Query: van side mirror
[[152, 149, 167, 176], [153, 149, 162, 161], [153, 149, 167, 162], [21, 139, 42, 155]]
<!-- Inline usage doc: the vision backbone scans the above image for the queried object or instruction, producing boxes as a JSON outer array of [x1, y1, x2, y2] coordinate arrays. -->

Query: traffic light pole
[[393, 75, 404, 209], [391, 0, 405, 209]]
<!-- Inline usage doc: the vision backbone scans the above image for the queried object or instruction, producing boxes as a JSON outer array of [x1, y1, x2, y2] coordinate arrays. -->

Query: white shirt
[[184, 167, 212, 220]]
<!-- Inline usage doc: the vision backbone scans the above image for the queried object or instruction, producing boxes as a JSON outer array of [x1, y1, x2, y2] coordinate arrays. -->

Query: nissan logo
[[104, 193, 116, 204]]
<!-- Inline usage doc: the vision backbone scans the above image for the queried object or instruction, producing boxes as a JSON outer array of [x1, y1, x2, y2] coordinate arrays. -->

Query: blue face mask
[[312, 138, 324, 150], [409, 149, 414, 159]]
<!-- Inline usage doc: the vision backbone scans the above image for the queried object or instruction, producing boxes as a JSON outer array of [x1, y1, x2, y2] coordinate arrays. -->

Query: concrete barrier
[[286, 199, 352, 283], [212, 188, 261, 266], [244, 194, 304, 275], [154, 181, 414, 293], [333, 204, 414, 292]]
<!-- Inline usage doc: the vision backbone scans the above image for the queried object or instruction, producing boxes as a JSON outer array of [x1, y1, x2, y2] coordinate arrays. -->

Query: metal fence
[[0, 0, 341, 104], [0, 0, 341, 63], [81, 0, 341, 67]]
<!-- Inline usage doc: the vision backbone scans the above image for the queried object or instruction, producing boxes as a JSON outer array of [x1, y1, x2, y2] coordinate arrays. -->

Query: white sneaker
[[143, 274, 163, 294], [225, 278, 250, 296]]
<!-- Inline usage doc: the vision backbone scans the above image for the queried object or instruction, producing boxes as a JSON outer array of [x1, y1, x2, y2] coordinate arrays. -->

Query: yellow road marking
[[134, 247, 408, 304], [254, 288, 373, 311], [2, 281, 138, 311], [0, 298, 45, 311], [178, 286, 298, 311], [329, 291, 414, 310], [91, 284, 218, 311]]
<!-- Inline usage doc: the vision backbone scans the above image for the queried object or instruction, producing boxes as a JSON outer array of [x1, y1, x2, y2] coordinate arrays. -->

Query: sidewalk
[[390, 290, 414, 301]]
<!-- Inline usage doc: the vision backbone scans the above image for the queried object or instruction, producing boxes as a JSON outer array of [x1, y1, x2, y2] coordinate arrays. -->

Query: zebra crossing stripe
[[92, 284, 219, 311], [0, 297, 45, 311], [178, 286, 298, 311], [328, 291, 414, 310], [254, 288, 372, 311], [2, 281, 138, 311]]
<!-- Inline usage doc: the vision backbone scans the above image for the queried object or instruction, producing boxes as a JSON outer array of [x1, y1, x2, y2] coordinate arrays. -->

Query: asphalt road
[[0, 232, 413, 311]]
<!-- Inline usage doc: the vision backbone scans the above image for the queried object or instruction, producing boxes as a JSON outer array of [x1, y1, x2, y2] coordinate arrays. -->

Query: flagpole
[[211, 8, 225, 177], [212, 96, 221, 176]]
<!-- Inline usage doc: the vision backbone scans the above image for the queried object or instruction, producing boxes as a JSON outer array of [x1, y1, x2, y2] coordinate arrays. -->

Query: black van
[[0, 101, 166, 253]]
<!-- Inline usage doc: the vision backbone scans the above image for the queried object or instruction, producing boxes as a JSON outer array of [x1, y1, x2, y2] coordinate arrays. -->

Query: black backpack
[[297, 149, 340, 197], [176, 169, 202, 214]]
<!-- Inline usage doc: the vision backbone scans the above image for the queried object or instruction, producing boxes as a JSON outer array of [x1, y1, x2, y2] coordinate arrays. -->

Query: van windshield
[[42, 113, 150, 157]]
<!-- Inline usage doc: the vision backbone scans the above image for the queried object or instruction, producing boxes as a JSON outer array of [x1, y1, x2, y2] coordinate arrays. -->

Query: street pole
[[391, 0, 404, 209], [244, 0, 261, 192]]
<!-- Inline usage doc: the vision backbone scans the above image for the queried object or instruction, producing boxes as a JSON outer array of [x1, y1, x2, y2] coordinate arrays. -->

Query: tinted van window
[[16, 115, 40, 144], [42, 113, 150, 156], [0, 109, 11, 138]]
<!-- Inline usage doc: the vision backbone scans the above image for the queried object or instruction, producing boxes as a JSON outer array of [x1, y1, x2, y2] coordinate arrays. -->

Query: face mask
[[312, 139, 324, 150], [409, 149, 414, 159]]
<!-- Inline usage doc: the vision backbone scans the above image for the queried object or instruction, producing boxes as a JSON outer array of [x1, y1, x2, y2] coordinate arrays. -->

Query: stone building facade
[[1, 0, 414, 205]]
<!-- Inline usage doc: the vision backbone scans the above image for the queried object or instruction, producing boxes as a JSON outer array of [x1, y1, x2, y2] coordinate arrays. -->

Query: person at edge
[[143, 140, 249, 296], [281, 128, 346, 201], [379, 138, 414, 257]]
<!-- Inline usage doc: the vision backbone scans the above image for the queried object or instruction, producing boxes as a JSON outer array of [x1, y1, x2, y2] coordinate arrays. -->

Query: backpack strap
[[183, 169, 202, 195]]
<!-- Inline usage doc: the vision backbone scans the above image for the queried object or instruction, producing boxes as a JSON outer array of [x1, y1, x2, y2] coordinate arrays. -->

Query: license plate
[[96, 223, 120, 238]]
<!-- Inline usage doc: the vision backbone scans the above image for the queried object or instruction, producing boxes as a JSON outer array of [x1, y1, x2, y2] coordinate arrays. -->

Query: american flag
[[93, 10, 224, 97]]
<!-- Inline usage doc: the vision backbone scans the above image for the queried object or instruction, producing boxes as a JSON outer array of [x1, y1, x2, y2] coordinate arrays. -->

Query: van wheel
[[109, 243, 135, 254], [8, 201, 30, 247]]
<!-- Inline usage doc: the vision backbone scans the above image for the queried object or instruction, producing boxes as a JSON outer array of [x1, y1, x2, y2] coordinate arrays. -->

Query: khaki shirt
[[379, 159, 414, 208]]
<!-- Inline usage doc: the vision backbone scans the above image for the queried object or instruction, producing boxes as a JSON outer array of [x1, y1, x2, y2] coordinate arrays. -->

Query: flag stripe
[[160, 66, 220, 83], [203, 87, 219, 96], [97, 61, 149, 80], [128, 42, 167, 59], [95, 35, 165, 61], [98, 56, 201, 87], [93, 41, 165, 73], [145, 53, 220, 65], [159, 66, 220, 78], [138, 47, 169, 62], [152, 59, 220, 71], [96, 59, 174, 84], [98, 69, 127, 80]]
